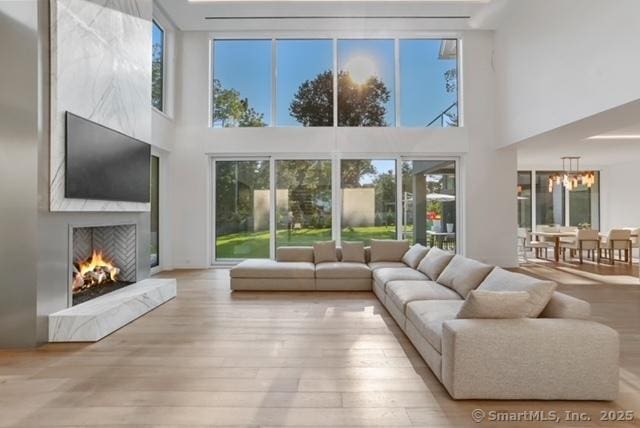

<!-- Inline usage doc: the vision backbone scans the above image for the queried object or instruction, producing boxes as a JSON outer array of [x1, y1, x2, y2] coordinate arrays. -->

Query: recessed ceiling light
[[587, 135, 640, 140]]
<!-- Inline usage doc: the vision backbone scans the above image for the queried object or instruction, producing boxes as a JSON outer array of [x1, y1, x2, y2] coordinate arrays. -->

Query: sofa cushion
[[370, 240, 410, 262], [386, 281, 462, 313], [401, 244, 430, 269], [456, 290, 530, 319], [406, 300, 464, 353], [539, 291, 591, 320], [416, 247, 454, 280], [341, 241, 365, 263], [276, 247, 315, 263], [373, 267, 427, 287], [230, 259, 315, 279], [314, 241, 338, 263], [315, 262, 371, 279], [436, 255, 493, 298], [368, 261, 407, 271], [478, 267, 557, 317]]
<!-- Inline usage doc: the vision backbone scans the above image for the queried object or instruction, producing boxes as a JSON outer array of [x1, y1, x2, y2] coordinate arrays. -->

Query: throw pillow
[[416, 247, 454, 280], [456, 290, 530, 319], [341, 241, 366, 263], [436, 256, 494, 298], [370, 240, 410, 262], [313, 241, 338, 263], [477, 267, 557, 317], [401, 244, 430, 269]]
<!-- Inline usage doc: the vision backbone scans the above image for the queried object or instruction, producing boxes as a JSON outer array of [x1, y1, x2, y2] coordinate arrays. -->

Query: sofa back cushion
[[341, 241, 366, 263], [437, 255, 494, 298], [401, 244, 429, 269], [276, 246, 315, 263], [417, 247, 454, 280], [313, 241, 338, 263], [539, 291, 591, 320], [477, 267, 557, 317], [456, 290, 530, 319], [370, 240, 410, 262]]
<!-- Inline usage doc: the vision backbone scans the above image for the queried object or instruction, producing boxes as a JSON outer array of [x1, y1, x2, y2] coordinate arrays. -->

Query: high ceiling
[[156, 0, 494, 31]]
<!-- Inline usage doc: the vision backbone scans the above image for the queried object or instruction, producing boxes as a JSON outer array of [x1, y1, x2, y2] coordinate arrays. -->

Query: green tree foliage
[[289, 71, 390, 127], [212, 79, 267, 127], [152, 44, 163, 110]]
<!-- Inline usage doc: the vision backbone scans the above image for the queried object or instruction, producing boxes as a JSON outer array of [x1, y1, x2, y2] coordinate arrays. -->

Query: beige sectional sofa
[[230, 240, 619, 400]]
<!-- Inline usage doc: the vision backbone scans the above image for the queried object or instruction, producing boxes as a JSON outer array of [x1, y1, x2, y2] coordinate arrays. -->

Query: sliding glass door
[[275, 160, 332, 247], [340, 159, 396, 244], [214, 160, 271, 259], [402, 160, 457, 251], [212, 157, 459, 261]]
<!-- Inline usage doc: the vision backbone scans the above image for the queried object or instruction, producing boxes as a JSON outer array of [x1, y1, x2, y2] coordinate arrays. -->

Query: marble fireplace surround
[[49, 0, 152, 212]]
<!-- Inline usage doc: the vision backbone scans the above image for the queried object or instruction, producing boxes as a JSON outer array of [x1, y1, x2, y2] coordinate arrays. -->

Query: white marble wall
[[50, 0, 152, 212]]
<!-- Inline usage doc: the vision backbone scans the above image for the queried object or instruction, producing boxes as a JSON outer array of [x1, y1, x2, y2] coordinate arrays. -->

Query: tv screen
[[65, 112, 151, 203]]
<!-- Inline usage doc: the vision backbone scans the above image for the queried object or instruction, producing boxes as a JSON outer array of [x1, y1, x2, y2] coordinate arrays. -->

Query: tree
[[151, 44, 163, 109], [341, 160, 376, 187], [289, 71, 390, 127], [212, 79, 266, 127]]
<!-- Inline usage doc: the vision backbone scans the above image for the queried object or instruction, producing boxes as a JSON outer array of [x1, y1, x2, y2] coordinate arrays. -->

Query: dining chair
[[600, 229, 632, 265], [522, 228, 552, 260], [560, 229, 599, 264]]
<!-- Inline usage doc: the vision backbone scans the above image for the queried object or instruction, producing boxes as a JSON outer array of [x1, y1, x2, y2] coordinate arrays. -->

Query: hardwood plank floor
[[1, 266, 639, 427]]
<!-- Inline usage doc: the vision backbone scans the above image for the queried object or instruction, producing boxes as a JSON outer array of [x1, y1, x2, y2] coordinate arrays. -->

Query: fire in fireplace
[[72, 250, 133, 305]]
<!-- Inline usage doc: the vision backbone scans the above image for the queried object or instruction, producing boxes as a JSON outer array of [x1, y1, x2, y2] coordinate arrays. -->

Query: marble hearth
[[49, 278, 176, 342]]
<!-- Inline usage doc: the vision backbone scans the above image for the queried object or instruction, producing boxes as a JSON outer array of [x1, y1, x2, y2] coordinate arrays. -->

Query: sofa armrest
[[441, 318, 619, 400], [540, 291, 591, 319]]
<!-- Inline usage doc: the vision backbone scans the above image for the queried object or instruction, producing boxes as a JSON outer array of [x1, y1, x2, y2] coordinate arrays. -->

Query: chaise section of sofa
[[230, 247, 316, 291]]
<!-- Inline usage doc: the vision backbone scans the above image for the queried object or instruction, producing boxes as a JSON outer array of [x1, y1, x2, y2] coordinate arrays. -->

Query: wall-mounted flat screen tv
[[65, 112, 151, 203]]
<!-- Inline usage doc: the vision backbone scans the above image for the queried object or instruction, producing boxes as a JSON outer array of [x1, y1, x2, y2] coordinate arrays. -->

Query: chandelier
[[548, 157, 596, 192]]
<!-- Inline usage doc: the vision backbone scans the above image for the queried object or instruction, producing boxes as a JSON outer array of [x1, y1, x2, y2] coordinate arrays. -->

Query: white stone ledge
[[48, 278, 176, 342]]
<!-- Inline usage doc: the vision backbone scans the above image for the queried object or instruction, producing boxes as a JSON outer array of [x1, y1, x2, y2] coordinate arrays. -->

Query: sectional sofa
[[231, 240, 619, 400]]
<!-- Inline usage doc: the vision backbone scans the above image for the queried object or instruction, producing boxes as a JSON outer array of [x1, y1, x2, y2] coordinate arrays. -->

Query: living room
[[1, 0, 639, 426]]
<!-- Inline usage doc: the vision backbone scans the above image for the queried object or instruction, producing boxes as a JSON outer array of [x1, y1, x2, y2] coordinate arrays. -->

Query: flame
[[78, 250, 119, 284]]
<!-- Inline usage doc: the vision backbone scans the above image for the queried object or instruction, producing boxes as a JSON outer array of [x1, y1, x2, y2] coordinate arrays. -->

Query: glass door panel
[[215, 160, 271, 259], [275, 160, 332, 247], [402, 160, 457, 251]]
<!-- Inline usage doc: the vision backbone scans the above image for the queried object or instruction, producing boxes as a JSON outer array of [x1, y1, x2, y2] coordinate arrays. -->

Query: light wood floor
[[1, 264, 639, 427]]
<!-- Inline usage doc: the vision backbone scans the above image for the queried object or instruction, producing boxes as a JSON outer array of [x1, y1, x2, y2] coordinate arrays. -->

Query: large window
[[276, 40, 333, 126], [521, 171, 600, 230], [535, 171, 565, 227], [402, 161, 457, 251], [212, 40, 271, 127], [569, 172, 600, 229], [211, 38, 459, 128], [341, 159, 396, 244], [275, 160, 332, 247], [337, 39, 395, 127], [517, 171, 532, 229], [400, 39, 458, 127], [151, 21, 165, 111], [215, 160, 271, 259]]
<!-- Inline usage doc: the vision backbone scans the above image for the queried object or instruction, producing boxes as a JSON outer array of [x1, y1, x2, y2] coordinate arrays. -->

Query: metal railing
[[426, 102, 458, 128]]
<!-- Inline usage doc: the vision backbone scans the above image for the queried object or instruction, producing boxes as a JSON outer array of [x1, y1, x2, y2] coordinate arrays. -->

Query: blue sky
[[152, 22, 163, 60], [213, 39, 457, 127]]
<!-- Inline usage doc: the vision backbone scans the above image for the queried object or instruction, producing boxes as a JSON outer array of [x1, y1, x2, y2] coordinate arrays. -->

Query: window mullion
[[333, 38, 338, 128], [271, 39, 276, 127]]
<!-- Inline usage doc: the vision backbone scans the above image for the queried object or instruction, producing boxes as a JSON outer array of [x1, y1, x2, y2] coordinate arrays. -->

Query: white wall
[[493, 0, 640, 147], [601, 161, 640, 232], [169, 28, 518, 268]]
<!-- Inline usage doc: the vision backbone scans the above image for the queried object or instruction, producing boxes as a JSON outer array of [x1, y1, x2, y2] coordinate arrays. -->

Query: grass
[[215, 226, 396, 259]]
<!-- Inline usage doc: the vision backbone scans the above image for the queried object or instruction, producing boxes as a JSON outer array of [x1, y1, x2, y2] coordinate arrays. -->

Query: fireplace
[[71, 224, 137, 306]]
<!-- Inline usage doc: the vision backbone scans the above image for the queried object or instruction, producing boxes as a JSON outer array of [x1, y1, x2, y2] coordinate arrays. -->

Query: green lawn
[[215, 226, 396, 259]]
